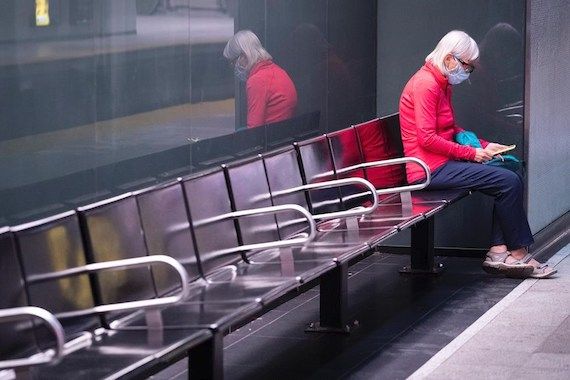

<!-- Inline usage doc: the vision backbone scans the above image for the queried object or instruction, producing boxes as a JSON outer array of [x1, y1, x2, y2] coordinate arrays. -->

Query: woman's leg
[[428, 161, 534, 252], [490, 205, 507, 247], [427, 161, 555, 278]]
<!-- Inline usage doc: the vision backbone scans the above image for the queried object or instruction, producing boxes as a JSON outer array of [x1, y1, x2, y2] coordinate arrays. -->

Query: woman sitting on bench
[[398, 30, 555, 279]]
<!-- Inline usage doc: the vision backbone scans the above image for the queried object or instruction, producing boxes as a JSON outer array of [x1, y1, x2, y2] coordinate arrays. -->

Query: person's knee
[[499, 170, 522, 193]]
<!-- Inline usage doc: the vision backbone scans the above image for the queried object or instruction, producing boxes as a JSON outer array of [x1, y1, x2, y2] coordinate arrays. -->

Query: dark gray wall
[[526, 0, 570, 233], [377, 0, 526, 249]]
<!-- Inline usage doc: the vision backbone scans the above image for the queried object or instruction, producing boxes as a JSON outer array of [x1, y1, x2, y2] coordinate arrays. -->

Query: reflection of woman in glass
[[224, 30, 298, 129], [399, 30, 555, 278], [456, 23, 524, 144], [478, 23, 524, 121]]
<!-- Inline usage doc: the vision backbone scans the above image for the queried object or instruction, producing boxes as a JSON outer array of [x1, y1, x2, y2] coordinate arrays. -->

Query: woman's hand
[[485, 142, 510, 155], [474, 148, 493, 163]]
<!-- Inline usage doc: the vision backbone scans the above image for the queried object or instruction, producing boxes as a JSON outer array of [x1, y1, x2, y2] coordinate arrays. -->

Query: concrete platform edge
[[407, 246, 570, 380]]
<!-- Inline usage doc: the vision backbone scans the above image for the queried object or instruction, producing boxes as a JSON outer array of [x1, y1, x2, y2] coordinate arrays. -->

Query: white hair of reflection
[[223, 30, 272, 74]]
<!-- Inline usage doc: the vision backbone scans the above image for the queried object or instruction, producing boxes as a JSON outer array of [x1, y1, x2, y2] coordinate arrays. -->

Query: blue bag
[[454, 131, 524, 178]]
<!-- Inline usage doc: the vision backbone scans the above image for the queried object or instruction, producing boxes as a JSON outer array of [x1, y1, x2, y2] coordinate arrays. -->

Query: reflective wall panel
[[0, 0, 234, 222], [0, 0, 377, 223], [236, 0, 377, 133]]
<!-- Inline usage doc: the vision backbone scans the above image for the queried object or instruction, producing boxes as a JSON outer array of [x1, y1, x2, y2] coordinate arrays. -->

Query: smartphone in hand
[[492, 144, 516, 156]]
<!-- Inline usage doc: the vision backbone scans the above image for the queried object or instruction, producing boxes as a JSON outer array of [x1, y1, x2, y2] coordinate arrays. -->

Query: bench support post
[[14, 368, 31, 380], [400, 216, 444, 275], [188, 332, 223, 380], [305, 262, 352, 334]]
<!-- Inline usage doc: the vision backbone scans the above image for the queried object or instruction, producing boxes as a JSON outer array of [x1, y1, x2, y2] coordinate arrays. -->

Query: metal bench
[[0, 215, 211, 380], [1, 113, 475, 379]]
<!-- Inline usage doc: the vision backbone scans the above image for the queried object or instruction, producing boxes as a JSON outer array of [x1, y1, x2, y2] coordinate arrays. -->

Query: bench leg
[[188, 332, 223, 380], [14, 368, 31, 380], [305, 263, 353, 334], [400, 216, 444, 275]]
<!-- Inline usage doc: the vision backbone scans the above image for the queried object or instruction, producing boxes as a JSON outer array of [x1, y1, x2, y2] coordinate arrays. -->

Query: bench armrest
[[335, 157, 431, 195], [0, 307, 65, 370], [194, 204, 317, 255], [27, 255, 190, 319], [270, 177, 379, 221]]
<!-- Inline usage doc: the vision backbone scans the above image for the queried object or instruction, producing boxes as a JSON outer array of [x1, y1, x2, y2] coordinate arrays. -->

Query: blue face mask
[[234, 64, 248, 82], [447, 57, 470, 85]]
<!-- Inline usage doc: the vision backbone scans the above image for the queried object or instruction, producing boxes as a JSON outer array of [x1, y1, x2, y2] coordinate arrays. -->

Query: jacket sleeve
[[246, 76, 268, 128], [413, 81, 476, 160]]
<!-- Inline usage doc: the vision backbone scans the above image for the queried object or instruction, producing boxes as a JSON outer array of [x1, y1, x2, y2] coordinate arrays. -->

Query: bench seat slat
[[30, 328, 211, 380]]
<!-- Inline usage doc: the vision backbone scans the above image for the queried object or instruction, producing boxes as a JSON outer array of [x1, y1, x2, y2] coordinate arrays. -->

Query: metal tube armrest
[[0, 307, 65, 370], [27, 256, 190, 319], [271, 177, 379, 221], [335, 157, 431, 195], [195, 204, 317, 256]]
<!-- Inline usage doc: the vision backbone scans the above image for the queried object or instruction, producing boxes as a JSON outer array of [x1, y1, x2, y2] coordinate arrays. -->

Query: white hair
[[426, 30, 479, 74], [223, 30, 273, 73]]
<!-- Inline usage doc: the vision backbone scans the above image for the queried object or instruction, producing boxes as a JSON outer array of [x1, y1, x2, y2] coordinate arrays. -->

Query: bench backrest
[[78, 196, 157, 310], [262, 146, 311, 238], [327, 126, 371, 208], [135, 181, 202, 294], [12, 212, 101, 345], [225, 156, 281, 248], [296, 135, 343, 215], [353, 116, 406, 189], [0, 228, 38, 360], [181, 168, 242, 275]]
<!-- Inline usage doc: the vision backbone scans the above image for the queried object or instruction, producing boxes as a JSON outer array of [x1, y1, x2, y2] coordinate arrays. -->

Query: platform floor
[[150, 251, 538, 379], [411, 243, 569, 380], [149, 243, 569, 379]]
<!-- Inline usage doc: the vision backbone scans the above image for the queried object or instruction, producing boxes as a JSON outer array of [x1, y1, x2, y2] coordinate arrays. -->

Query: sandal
[[529, 262, 557, 279], [481, 251, 534, 277], [507, 253, 557, 279]]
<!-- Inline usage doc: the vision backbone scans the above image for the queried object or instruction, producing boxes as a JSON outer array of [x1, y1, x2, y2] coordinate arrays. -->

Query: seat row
[[0, 114, 470, 379]]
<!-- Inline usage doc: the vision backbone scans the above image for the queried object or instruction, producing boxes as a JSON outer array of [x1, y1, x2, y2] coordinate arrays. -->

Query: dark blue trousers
[[427, 161, 534, 250]]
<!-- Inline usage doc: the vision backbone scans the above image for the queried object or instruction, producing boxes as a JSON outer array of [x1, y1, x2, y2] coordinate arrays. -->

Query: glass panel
[[0, 0, 99, 222], [0, 0, 379, 223], [0, 1, 235, 222]]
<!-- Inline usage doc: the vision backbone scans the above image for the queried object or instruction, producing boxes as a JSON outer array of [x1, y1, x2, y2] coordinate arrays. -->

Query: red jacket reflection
[[246, 60, 298, 128], [340, 119, 405, 189]]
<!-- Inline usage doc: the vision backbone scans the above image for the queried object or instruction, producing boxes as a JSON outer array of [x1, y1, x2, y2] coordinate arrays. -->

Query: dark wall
[[377, 0, 526, 249]]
